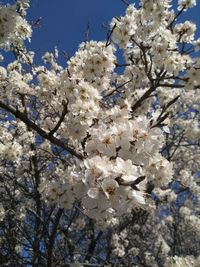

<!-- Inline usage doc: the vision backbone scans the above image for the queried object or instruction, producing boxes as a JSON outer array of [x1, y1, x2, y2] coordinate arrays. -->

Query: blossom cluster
[[0, 0, 199, 236], [0, 0, 200, 265], [0, 2, 31, 49], [3, 0, 197, 227]]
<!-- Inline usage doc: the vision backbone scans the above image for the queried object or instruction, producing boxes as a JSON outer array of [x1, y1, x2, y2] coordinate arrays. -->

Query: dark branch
[[49, 100, 68, 136], [0, 101, 84, 160], [131, 85, 155, 113]]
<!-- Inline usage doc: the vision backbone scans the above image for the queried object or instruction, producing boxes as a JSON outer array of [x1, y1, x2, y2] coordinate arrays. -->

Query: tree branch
[[0, 101, 84, 160], [47, 209, 63, 267]]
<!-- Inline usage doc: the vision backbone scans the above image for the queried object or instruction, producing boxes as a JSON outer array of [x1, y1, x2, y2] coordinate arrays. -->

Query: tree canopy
[[0, 0, 199, 266]]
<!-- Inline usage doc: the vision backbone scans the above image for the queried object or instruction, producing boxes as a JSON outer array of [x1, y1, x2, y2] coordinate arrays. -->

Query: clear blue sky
[[27, 0, 128, 59], [24, 0, 200, 63]]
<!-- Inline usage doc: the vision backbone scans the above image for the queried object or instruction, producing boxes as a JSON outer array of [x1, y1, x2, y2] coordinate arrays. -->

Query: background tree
[[0, 0, 199, 266]]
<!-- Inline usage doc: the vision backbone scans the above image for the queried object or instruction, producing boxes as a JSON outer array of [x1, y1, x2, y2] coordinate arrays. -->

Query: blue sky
[[27, 0, 127, 59], [23, 0, 200, 64]]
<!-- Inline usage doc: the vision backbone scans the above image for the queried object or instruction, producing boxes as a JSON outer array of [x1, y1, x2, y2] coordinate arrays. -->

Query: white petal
[[128, 190, 145, 205], [87, 188, 99, 199]]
